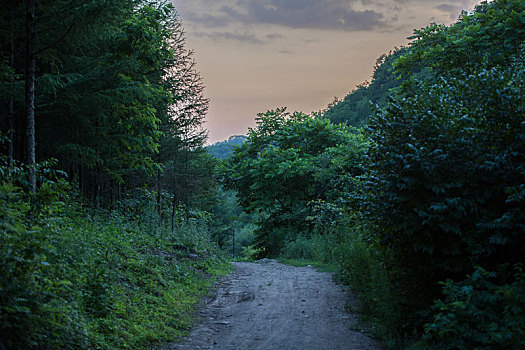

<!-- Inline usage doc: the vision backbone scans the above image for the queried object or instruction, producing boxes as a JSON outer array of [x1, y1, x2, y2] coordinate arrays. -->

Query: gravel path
[[168, 259, 380, 350]]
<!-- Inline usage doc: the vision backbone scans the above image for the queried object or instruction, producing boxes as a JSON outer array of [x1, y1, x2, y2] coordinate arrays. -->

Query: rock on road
[[168, 259, 380, 350]]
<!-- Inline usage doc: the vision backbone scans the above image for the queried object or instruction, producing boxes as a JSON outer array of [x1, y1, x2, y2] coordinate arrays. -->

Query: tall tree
[[223, 108, 366, 256], [154, 11, 210, 225], [25, 0, 36, 196]]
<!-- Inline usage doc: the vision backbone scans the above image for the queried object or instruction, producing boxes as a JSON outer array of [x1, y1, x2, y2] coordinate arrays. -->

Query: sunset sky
[[172, 0, 481, 143]]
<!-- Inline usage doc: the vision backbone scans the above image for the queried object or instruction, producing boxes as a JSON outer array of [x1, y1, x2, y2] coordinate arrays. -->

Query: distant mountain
[[323, 47, 407, 127], [207, 135, 247, 159]]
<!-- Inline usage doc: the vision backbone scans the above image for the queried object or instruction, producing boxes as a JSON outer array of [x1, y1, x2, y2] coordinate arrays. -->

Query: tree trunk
[[157, 169, 162, 224], [25, 0, 36, 196], [8, 36, 15, 167], [96, 170, 101, 208], [184, 144, 190, 220], [171, 190, 179, 233], [8, 1, 15, 167]]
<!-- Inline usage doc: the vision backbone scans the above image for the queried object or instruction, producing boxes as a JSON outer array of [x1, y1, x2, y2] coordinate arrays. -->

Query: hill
[[322, 47, 406, 127], [207, 135, 247, 159]]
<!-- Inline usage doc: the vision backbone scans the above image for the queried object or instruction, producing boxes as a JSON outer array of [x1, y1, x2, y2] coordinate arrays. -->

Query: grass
[[52, 210, 233, 349]]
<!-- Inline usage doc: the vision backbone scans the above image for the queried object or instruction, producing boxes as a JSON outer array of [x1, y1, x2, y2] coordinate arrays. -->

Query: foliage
[[0, 180, 88, 349], [365, 0, 525, 339], [395, 0, 525, 79], [222, 108, 367, 256], [367, 62, 525, 330], [322, 48, 406, 127], [0, 161, 230, 349], [423, 265, 525, 349], [208, 187, 257, 258], [335, 223, 401, 342], [162, 147, 219, 214], [0, 1, 225, 349], [0, 0, 212, 209]]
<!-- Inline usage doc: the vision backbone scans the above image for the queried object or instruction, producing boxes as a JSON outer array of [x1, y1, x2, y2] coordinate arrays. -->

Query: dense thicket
[[0, 1, 227, 349], [365, 0, 525, 346], [0, 0, 211, 211], [0, 161, 229, 349]]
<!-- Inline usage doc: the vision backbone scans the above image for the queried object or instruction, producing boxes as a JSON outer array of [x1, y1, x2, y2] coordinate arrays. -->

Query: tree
[[25, 0, 36, 197], [394, 0, 525, 79], [153, 11, 211, 226], [223, 108, 366, 256], [365, 0, 525, 333]]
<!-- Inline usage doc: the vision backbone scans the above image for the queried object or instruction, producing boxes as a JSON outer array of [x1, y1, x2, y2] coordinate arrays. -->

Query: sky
[[172, 0, 481, 144]]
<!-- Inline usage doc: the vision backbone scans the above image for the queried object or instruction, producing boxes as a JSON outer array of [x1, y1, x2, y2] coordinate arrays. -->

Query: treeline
[[0, 0, 215, 212], [0, 1, 230, 349], [223, 0, 525, 348]]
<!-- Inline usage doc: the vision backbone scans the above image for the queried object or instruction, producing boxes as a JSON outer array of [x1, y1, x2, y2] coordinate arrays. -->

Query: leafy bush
[[423, 265, 525, 349], [364, 0, 525, 341], [366, 60, 525, 329], [0, 178, 88, 349], [333, 223, 401, 342], [223, 109, 367, 256]]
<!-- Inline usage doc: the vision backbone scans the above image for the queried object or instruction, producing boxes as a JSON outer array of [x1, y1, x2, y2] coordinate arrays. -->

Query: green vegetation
[[222, 108, 367, 257], [0, 161, 230, 349], [365, 1, 525, 346], [0, 1, 230, 349], [322, 48, 406, 127], [224, 0, 525, 348], [1, 0, 524, 349]]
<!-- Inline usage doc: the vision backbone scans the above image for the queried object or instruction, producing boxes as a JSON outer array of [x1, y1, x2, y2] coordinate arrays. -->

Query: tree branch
[[32, 22, 75, 57]]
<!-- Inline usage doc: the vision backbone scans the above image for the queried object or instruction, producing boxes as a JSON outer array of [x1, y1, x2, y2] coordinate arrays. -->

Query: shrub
[[0, 181, 88, 349], [423, 265, 525, 349], [0, 161, 230, 349], [366, 61, 525, 329]]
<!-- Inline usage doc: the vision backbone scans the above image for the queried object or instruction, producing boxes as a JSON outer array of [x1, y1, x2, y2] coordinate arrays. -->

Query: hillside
[[322, 48, 406, 127], [207, 135, 247, 159]]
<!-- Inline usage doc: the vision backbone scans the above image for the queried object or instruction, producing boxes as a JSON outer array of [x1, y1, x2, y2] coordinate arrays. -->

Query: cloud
[[266, 33, 284, 40], [178, 0, 386, 32], [193, 31, 265, 45], [176, 0, 481, 39], [434, 1, 478, 19], [226, 0, 386, 31], [181, 12, 231, 28], [435, 4, 464, 19], [191, 30, 286, 45]]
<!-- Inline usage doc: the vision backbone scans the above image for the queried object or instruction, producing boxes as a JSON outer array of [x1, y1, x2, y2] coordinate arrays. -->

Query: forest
[[1, 0, 524, 349]]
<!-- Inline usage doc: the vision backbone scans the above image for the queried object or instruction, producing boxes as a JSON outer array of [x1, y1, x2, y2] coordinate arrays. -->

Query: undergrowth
[[0, 166, 231, 349]]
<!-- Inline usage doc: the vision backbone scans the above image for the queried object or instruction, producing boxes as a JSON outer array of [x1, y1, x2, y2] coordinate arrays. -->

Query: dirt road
[[168, 259, 380, 350]]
